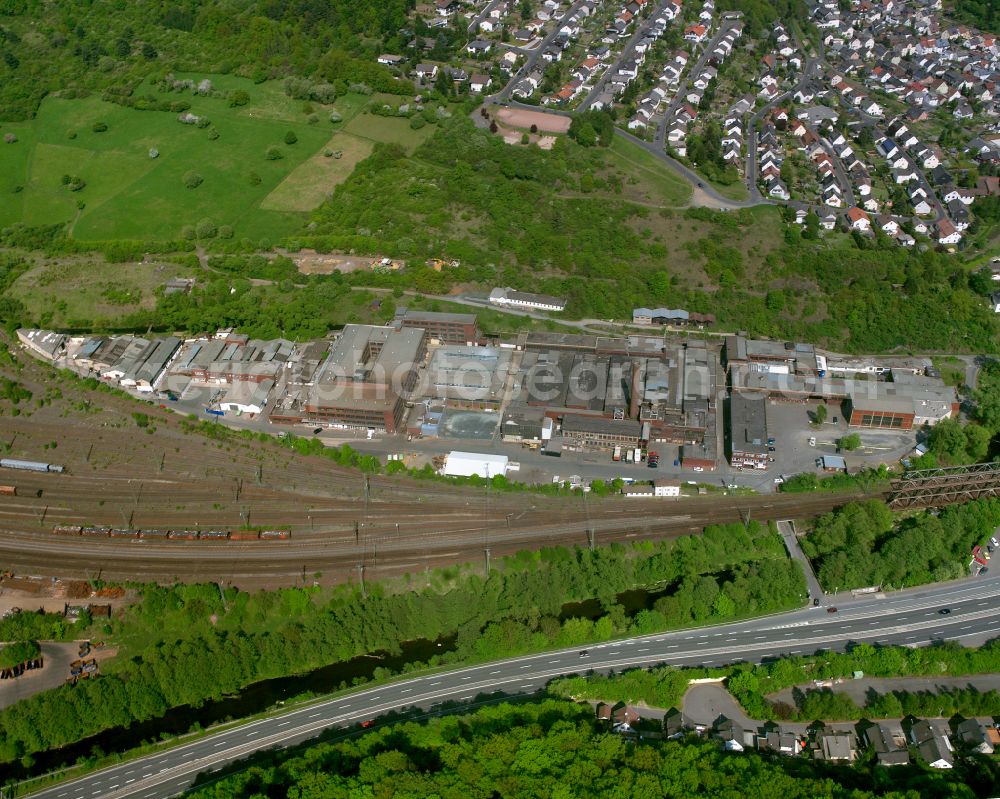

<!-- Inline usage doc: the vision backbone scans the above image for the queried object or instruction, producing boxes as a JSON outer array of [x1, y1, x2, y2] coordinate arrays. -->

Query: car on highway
[[361, 719, 375, 728], [813, 598, 820, 607], [768, 446, 776, 452], [579, 650, 589, 657], [938, 608, 950, 615], [826, 607, 838, 613], [313, 427, 323, 434]]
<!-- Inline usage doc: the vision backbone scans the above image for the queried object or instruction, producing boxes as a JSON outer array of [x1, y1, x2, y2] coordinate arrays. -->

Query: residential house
[[847, 206, 871, 230]]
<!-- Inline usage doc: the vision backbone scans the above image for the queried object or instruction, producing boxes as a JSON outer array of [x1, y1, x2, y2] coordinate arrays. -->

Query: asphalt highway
[[27, 575, 1000, 799]]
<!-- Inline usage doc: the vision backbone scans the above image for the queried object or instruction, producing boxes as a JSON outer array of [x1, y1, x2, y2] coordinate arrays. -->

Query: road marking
[[549, 659, 561, 663], [490, 670, 501, 674], [126, 779, 135, 785], [637, 648, 648, 653], [400, 688, 412, 693], [430, 681, 442, 686], [308, 712, 321, 718], [520, 664, 530, 669], [277, 721, 291, 727]]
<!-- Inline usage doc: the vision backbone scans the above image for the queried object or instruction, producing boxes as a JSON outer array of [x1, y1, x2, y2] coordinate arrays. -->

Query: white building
[[219, 378, 274, 415], [442, 451, 510, 478], [489, 287, 567, 312]]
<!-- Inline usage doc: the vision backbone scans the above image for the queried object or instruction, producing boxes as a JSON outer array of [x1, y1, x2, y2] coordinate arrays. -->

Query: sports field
[[0, 76, 419, 242]]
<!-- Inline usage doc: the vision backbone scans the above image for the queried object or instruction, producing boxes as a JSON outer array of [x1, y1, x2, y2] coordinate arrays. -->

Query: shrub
[[265, 146, 283, 160], [248, 172, 262, 185], [67, 130, 77, 140], [218, 225, 234, 240], [284, 130, 297, 145], [149, 148, 159, 159], [195, 117, 211, 129], [183, 171, 203, 189], [180, 225, 196, 240], [195, 219, 217, 239], [329, 110, 342, 123], [228, 90, 250, 107], [3, 133, 17, 144], [307, 114, 319, 125], [207, 128, 220, 140], [521, 133, 529, 145], [410, 115, 426, 130], [91, 122, 108, 133]]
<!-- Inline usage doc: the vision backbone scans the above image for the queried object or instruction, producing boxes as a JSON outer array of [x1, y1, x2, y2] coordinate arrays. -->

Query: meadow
[[0, 75, 422, 243]]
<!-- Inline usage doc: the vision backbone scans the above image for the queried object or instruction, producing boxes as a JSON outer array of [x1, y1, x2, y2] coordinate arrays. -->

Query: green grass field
[[8, 257, 198, 327], [0, 75, 417, 242], [606, 136, 692, 207], [261, 132, 374, 212]]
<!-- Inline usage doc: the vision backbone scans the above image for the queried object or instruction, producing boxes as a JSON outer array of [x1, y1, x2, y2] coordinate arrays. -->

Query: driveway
[[0, 641, 76, 710]]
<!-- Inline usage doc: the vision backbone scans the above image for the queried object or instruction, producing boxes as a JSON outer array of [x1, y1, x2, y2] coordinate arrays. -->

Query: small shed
[[820, 455, 847, 472]]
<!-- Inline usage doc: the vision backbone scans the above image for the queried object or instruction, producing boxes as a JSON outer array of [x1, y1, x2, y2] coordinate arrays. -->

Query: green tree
[[838, 433, 861, 451]]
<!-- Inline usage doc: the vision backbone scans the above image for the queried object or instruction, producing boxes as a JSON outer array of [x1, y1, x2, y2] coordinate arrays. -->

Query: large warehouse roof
[[442, 451, 509, 478]]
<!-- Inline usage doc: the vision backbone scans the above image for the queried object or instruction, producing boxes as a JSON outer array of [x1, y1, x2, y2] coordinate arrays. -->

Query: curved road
[[26, 575, 1000, 799]]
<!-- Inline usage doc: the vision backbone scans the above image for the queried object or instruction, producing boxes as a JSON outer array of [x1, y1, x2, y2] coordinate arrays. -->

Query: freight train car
[[53, 524, 83, 535]]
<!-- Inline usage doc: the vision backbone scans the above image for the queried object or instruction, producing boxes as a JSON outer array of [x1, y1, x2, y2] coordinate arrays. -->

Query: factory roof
[[317, 325, 425, 387], [729, 392, 768, 454]]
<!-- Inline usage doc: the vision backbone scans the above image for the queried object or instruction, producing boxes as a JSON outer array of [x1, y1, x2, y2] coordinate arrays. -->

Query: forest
[[800, 499, 1000, 592], [299, 118, 1000, 354], [0, 521, 804, 763], [0, 0, 413, 121], [179, 698, 991, 799]]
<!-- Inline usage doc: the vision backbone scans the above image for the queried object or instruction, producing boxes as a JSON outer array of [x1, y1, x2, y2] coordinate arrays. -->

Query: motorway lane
[[27, 576, 1000, 799]]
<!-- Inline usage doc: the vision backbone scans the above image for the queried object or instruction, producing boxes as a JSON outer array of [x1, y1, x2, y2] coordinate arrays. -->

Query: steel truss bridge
[[888, 462, 1000, 509]]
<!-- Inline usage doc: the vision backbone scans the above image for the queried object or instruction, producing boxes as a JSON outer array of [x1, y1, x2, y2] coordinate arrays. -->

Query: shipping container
[[0, 485, 16, 496], [53, 524, 83, 535], [199, 530, 230, 540], [228, 531, 260, 541], [139, 528, 169, 538], [81, 526, 111, 537], [109, 528, 135, 538], [260, 529, 291, 540], [169, 529, 198, 540]]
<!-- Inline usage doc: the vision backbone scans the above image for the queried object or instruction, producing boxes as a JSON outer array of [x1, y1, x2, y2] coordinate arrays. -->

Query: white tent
[[442, 451, 509, 478]]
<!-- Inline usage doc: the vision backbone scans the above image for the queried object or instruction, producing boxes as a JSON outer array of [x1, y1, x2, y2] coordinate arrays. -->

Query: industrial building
[[219, 379, 275, 415], [99, 336, 181, 391], [420, 345, 512, 409], [631, 308, 716, 327], [489, 287, 567, 312], [724, 335, 824, 376], [441, 451, 510, 478], [17, 329, 66, 360], [394, 308, 480, 345], [170, 336, 294, 384], [272, 324, 427, 433], [727, 392, 769, 469]]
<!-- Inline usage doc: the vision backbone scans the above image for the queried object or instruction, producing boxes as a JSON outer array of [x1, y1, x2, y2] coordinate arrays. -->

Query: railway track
[[0, 476, 874, 586]]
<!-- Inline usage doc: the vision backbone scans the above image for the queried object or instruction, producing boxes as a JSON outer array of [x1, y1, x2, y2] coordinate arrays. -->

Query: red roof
[[847, 207, 869, 222]]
